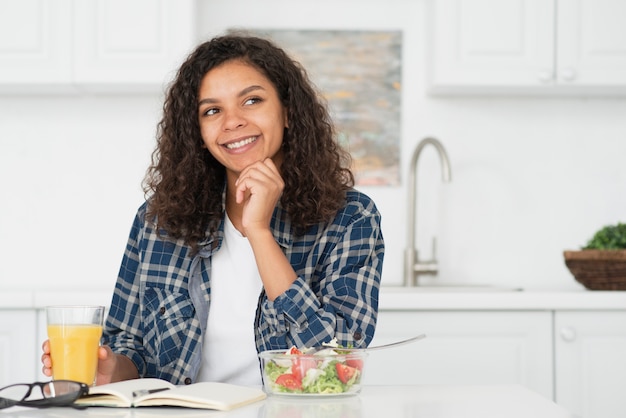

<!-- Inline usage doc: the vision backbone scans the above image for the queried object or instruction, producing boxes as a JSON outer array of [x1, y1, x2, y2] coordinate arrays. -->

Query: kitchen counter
[[0, 290, 112, 309], [0, 289, 619, 417], [1, 287, 625, 311], [378, 287, 626, 310], [0, 384, 572, 418]]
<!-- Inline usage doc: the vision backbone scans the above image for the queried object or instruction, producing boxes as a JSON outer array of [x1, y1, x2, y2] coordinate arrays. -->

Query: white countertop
[[0, 384, 572, 418], [1, 287, 625, 311], [0, 290, 112, 310], [378, 287, 626, 310]]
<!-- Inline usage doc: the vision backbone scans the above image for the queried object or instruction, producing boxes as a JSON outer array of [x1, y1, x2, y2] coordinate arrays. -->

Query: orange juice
[[47, 324, 102, 385]]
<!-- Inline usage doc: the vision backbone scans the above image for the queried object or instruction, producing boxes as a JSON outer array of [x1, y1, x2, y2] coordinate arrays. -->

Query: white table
[[1, 384, 572, 418]]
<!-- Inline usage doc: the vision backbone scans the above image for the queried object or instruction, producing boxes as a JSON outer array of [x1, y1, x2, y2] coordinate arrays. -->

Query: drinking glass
[[46, 306, 104, 386]]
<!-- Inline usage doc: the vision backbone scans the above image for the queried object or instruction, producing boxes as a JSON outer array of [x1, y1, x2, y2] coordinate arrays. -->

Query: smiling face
[[197, 59, 288, 183]]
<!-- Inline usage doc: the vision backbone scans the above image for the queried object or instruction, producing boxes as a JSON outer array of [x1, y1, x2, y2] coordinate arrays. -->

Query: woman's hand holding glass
[[41, 340, 131, 386]]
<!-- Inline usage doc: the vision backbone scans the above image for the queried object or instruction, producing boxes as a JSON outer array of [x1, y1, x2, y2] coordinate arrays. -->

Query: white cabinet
[[428, 0, 626, 94], [555, 311, 626, 418], [365, 311, 554, 400], [0, 0, 73, 90], [72, 0, 195, 92], [0, 310, 38, 386], [556, 0, 626, 87], [0, 0, 195, 93]]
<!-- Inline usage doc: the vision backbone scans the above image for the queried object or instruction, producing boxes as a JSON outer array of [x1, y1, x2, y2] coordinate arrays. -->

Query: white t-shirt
[[197, 214, 263, 386]]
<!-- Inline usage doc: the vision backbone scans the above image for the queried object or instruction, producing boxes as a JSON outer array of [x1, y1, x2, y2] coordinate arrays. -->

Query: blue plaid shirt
[[103, 189, 384, 385]]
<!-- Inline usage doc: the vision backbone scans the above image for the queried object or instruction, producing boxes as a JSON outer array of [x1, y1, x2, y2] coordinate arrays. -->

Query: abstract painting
[[237, 29, 402, 186]]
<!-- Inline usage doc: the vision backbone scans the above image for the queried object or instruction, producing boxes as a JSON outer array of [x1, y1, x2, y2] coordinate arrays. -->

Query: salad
[[261, 343, 365, 395]]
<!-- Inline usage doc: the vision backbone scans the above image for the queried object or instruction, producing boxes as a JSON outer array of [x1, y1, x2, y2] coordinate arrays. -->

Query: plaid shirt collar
[[197, 189, 294, 258]]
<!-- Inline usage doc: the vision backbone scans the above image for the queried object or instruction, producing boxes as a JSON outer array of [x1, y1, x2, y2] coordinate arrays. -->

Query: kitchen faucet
[[404, 137, 452, 286]]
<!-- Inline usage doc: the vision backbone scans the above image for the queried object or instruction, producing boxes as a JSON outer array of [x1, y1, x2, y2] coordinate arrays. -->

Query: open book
[[73, 378, 266, 410]]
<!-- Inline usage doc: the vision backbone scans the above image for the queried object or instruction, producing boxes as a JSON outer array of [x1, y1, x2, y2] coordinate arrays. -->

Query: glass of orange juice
[[46, 305, 104, 386]]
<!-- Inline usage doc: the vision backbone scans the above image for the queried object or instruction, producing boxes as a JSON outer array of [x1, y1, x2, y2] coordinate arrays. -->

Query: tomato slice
[[335, 363, 358, 384], [346, 359, 364, 371], [275, 373, 302, 390], [288, 346, 303, 355]]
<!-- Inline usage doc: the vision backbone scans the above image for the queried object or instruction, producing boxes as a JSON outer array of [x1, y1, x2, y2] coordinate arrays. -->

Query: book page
[[75, 378, 176, 407], [135, 382, 266, 410]]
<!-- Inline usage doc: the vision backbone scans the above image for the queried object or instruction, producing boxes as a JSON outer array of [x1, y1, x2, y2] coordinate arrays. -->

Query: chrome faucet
[[404, 137, 452, 286]]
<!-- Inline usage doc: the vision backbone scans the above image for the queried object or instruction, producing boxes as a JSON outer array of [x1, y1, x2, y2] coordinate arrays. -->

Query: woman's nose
[[222, 109, 246, 130]]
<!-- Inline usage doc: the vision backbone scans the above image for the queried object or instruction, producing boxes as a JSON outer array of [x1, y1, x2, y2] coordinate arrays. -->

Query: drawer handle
[[560, 327, 576, 342]]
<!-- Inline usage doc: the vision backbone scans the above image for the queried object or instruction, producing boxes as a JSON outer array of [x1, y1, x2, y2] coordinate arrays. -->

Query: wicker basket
[[563, 250, 626, 290]]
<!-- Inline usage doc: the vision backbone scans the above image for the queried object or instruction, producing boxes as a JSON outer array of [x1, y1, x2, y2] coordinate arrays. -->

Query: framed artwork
[[239, 29, 402, 186]]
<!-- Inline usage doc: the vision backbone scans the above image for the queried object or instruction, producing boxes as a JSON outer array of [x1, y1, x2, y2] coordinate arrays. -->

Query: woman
[[42, 34, 384, 386]]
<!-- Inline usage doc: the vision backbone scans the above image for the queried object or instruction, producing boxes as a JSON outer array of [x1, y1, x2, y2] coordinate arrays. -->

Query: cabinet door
[[557, 0, 626, 86], [428, 0, 554, 92], [365, 311, 553, 400], [555, 311, 626, 418], [0, 310, 38, 386], [72, 0, 196, 92], [0, 0, 73, 91]]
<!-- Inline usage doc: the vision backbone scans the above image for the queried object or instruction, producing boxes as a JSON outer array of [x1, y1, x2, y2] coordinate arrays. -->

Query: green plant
[[584, 223, 626, 250]]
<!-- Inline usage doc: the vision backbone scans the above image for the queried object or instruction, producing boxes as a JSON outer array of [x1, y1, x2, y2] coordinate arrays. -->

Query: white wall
[[1, 0, 625, 292], [0, 95, 161, 292]]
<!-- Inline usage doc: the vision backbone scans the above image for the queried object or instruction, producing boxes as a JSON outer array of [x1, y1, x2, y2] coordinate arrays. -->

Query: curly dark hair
[[143, 34, 355, 250]]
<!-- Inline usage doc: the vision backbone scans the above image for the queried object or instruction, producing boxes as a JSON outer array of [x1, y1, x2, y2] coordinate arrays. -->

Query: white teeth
[[226, 136, 257, 150]]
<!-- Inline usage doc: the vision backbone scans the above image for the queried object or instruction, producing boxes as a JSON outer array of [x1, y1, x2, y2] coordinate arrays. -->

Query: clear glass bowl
[[259, 348, 368, 397]]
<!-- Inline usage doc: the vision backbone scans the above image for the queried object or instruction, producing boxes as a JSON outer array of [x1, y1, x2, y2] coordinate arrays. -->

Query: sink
[[382, 284, 524, 293]]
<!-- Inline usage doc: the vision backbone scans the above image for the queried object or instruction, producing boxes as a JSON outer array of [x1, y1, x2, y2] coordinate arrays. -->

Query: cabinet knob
[[537, 70, 553, 83], [560, 68, 577, 82], [560, 327, 577, 342]]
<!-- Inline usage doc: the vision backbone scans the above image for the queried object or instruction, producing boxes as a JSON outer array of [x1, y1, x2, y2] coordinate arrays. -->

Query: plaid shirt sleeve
[[102, 203, 148, 377], [256, 189, 384, 351]]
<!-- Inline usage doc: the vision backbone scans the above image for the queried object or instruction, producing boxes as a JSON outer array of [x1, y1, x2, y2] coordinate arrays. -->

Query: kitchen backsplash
[[1, 0, 626, 291]]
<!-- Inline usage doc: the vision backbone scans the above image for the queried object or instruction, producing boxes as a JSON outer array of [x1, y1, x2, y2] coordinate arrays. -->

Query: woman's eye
[[244, 97, 262, 106], [203, 107, 219, 116]]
